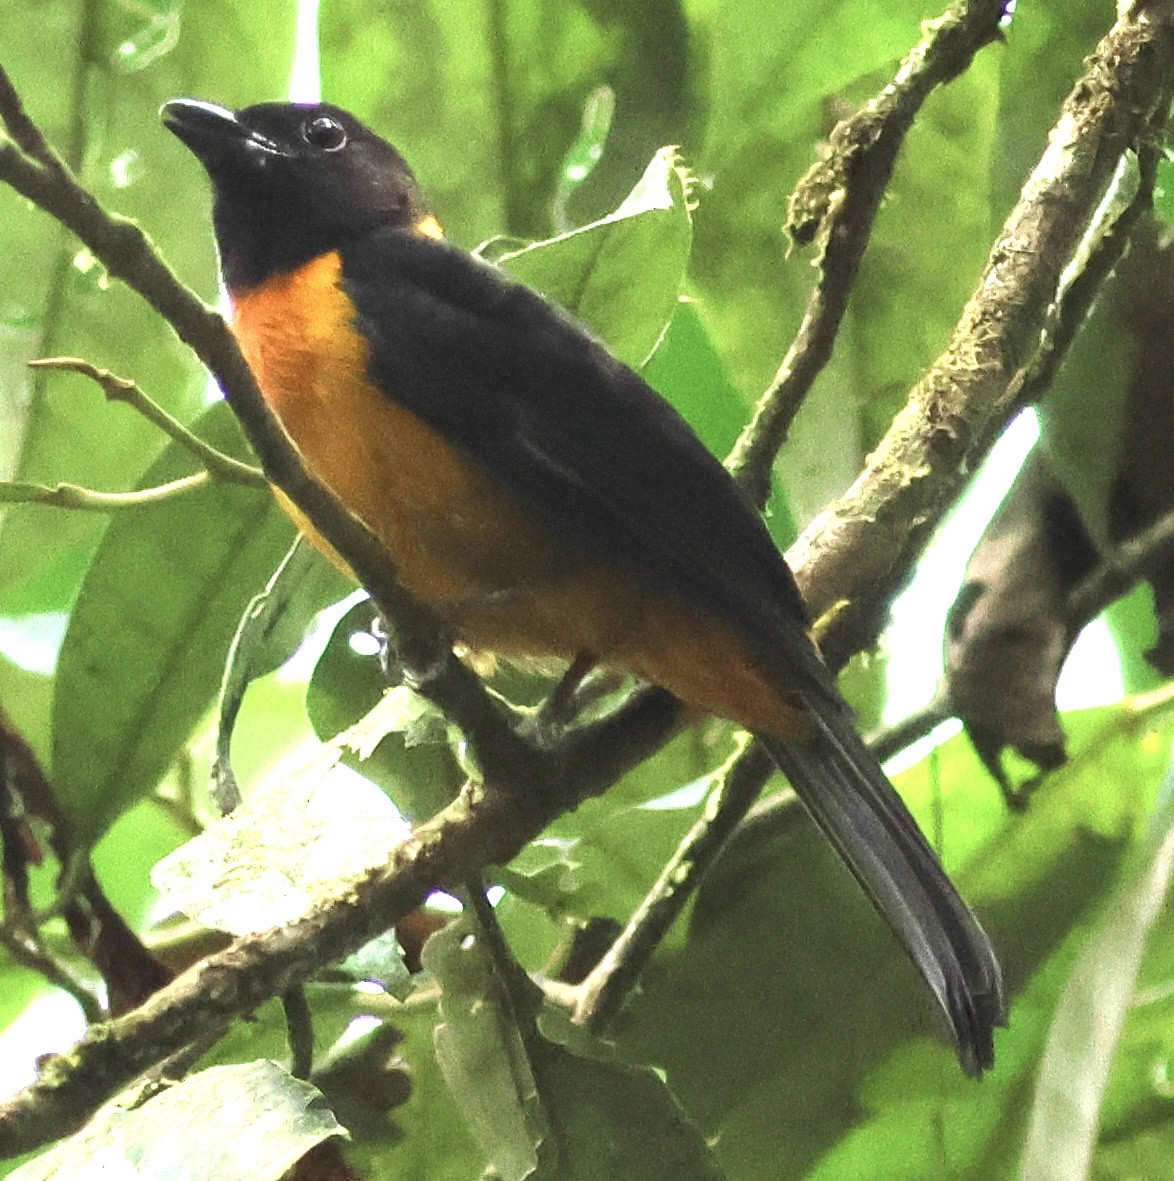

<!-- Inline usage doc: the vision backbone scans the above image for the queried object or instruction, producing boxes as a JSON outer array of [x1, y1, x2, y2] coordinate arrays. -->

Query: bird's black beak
[[161, 99, 274, 171]]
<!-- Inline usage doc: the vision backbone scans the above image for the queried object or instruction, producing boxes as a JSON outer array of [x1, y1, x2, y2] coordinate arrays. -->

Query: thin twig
[[0, 474, 208, 512], [0, 925, 104, 1025], [867, 691, 956, 767], [571, 737, 773, 1031], [728, 0, 1010, 507], [28, 357, 265, 486], [1070, 506, 1174, 628]]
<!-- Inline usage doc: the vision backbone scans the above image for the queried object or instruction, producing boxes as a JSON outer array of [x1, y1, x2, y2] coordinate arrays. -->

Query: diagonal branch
[[729, 0, 1010, 508], [787, 0, 1174, 667]]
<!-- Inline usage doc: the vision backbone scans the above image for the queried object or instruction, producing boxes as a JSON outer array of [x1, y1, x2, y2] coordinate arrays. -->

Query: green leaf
[[335, 999, 485, 1181], [535, 1007, 729, 1181], [426, 916, 548, 1180], [497, 147, 694, 369], [306, 597, 464, 819], [502, 756, 713, 932], [1154, 156, 1174, 225], [213, 538, 351, 807], [643, 301, 745, 460], [425, 915, 726, 1180], [1018, 756, 1174, 1181], [989, 3, 1113, 214], [491, 724, 736, 972], [336, 930, 414, 1001], [91, 794, 196, 930], [642, 300, 798, 545], [552, 84, 616, 226], [9, 1061, 343, 1181], [694, 0, 946, 403], [51, 402, 295, 845]]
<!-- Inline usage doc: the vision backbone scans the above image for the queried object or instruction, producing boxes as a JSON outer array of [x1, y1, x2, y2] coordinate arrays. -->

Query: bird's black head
[[162, 99, 437, 291]]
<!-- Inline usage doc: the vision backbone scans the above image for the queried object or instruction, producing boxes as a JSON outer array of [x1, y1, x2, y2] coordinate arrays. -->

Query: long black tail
[[759, 706, 1005, 1076]]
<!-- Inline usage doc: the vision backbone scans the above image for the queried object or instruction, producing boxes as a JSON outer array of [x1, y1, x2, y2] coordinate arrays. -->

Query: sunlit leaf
[[9, 1061, 342, 1181], [153, 757, 409, 935]]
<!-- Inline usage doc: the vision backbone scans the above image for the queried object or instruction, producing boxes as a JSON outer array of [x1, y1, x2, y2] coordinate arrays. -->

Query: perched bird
[[163, 98, 1005, 1073]]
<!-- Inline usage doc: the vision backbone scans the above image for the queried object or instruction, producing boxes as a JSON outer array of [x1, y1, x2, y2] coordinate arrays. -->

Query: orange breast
[[231, 253, 618, 654], [230, 251, 809, 741]]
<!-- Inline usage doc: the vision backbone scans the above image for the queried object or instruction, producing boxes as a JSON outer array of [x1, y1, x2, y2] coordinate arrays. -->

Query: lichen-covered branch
[[729, 0, 1011, 507], [788, 1, 1174, 667]]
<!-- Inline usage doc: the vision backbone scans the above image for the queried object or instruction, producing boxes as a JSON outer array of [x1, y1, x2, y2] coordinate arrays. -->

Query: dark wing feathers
[[761, 716, 1005, 1075], [340, 230, 830, 696]]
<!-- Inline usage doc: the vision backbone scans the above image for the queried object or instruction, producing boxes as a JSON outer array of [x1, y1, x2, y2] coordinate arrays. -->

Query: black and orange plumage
[[164, 98, 1005, 1074]]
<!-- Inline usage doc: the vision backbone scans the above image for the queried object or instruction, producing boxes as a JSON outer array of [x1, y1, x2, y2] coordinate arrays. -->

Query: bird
[[162, 97, 1005, 1074]]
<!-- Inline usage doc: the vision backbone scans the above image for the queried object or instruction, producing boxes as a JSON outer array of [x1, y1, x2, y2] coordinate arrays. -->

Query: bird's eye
[[302, 115, 347, 151]]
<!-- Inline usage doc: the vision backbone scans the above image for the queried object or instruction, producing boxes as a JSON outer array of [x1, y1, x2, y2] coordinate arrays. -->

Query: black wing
[[340, 229, 832, 699]]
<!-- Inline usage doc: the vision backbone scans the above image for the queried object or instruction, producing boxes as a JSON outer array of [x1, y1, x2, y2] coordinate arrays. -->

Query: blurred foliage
[[1, 1, 1173, 1180]]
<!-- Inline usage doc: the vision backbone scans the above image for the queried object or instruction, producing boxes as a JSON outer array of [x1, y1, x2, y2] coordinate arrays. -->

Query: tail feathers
[[760, 713, 1006, 1076]]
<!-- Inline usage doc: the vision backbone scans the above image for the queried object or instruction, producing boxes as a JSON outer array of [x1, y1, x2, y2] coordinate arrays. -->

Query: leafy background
[[1, 0, 1173, 1179]]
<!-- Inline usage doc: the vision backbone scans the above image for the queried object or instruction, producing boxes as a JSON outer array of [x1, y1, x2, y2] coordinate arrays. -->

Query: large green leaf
[[9, 1061, 343, 1181], [425, 915, 726, 1180], [497, 146, 693, 369], [152, 754, 410, 935], [51, 402, 294, 845]]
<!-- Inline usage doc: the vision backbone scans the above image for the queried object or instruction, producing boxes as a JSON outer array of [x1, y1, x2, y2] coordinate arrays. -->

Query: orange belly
[[230, 251, 809, 739]]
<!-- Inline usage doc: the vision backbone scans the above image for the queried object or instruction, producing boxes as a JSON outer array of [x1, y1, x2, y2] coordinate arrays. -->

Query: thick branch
[[787, 1, 1174, 667], [0, 782, 565, 1155]]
